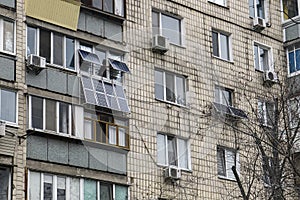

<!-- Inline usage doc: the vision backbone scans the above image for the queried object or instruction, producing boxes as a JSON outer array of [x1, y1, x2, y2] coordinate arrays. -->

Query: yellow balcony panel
[[25, 0, 80, 31]]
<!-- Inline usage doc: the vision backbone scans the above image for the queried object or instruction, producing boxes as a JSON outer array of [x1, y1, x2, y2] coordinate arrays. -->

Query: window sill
[[47, 63, 77, 73], [218, 175, 236, 182], [0, 51, 16, 60], [155, 98, 188, 109], [169, 42, 186, 49], [208, 1, 229, 9], [212, 55, 234, 64], [158, 164, 192, 172], [5, 122, 18, 129], [288, 70, 300, 78]]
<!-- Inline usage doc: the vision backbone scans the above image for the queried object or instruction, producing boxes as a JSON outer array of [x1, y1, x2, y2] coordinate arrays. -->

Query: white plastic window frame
[[253, 41, 273, 72], [155, 69, 187, 107], [0, 88, 18, 126], [217, 146, 239, 181], [287, 45, 300, 77], [212, 30, 233, 62], [0, 18, 16, 55], [258, 100, 275, 127], [288, 97, 300, 129], [157, 133, 191, 171], [214, 86, 233, 106], [27, 170, 129, 200], [152, 10, 185, 46], [26, 26, 77, 72], [250, 0, 267, 19], [28, 96, 73, 136]]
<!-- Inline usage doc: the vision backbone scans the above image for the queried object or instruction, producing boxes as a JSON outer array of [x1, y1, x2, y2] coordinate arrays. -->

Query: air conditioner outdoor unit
[[152, 35, 169, 54], [27, 54, 46, 74], [164, 167, 181, 180], [263, 70, 278, 83], [0, 121, 6, 137], [253, 17, 266, 31]]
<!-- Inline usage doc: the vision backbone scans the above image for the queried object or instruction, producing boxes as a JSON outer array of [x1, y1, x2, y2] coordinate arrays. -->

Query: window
[[155, 69, 186, 106], [152, 11, 182, 45], [0, 166, 11, 200], [217, 146, 239, 180], [287, 44, 300, 75], [254, 43, 272, 71], [81, 0, 125, 17], [27, 26, 75, 70], [282, 0, 299, 20], [157, 133, 191, 170], [289, 97, 300, 128], [212, 30, 231, 61], [84, 111, 129, 148], [258, 100, 275, 127], [214, 86, 232, 106], [29, 96, 73, 135], [0, 18, 15, 54], [208, 0, 226, 6], [0, 88, 16, 124], [28, 171, 128, 200], [249, 0, 266, 19]]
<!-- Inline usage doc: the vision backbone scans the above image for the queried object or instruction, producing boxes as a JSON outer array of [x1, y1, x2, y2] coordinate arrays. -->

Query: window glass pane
[[155, 70, 164, 100], [57, 177, 66, 200], [259, 47, 269, 71], [0, 167, 10, 200], [84, 179, 97, 200], [100, 183, 113, 200], [1, 89, 16, 123], [214, 0, 225, 6], [217, 147, 226, 176], [31, 96, 43, 129], [220, 33, 229, 60], [103, 0, 113, 13], [40, 29, 51, 63], [266, 102, 274, 126], [70, 178, 80, 200], [225, 150, 236, 179], [289, 51, 295, 74], [95, 49, 106, 76], [256, 0, 265, 18], [258, 100, 264, 124], [109, 125, 117, 145], [53, 33, 63, 66], [152, 11, 159, 35], [214, 87, 220, 103], [168, 136, 177, 166], [178, 139, 188, 169], [296, 49, 300, 72], [254, 45, 259, 70], [44, 175, 53, 200], [283, 0, 298, 20], [115, 0, 124, 16], [59, 103, 69, 134], [84, 117, 94, 140], [118, 127, 126, 146], [176, 76, 186, 105], [249, 0, 255, 17], [157, 134, 166, 165], [222, 89, 232, 106], [161, 14, 181, 45], [212, 31, 219, 57], [3, 20, 14, 53], [92, 0, 102, 10], [166, 73, 175, 103], [66, 38, 75, 70], [46, 99, 56, 131], [27, 27, 37, 56], [29, 171, 40, 200], [115, 185, 128, 200]]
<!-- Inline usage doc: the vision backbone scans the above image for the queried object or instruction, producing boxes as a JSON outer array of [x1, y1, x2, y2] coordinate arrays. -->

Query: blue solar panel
[[104, 82, 114, 95], [115, 85, 126, 98], [107, 96, 119, 110], [95, 92, 108, 107], [79, 49, 101, 65], [84, 89, 97, 104], [93, 79, 105, 93], [118, 98, 130, 113], [81, 76, 93, 90], [108, 58, 130, 73]]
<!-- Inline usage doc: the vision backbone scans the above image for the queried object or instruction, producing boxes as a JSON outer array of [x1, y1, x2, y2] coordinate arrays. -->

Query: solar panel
[[108, 58, 130, 73], [107, 95, 119, 110], [104, 82, 114, 95], [84, 89, 97, 104], [118, 98, 130, 113], [213, 102, 231, 115], [78, 49, 101, 65], [230, 106, 248, 119], [93, 79, 105, 93], [95, 92, 108, 107], [81, 76, 93, 90], [115, 85, 126, 98]]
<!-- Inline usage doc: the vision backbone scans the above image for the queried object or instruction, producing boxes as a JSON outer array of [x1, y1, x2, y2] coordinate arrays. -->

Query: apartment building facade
[[0, 0, 298, 200]]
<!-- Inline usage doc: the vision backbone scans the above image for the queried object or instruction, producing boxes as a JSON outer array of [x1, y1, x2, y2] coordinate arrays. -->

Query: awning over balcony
[[81, 76, 130, 113], [25, 0, 80, 31], [108, 58, 130, 73], [213, 102, 247, 119]]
